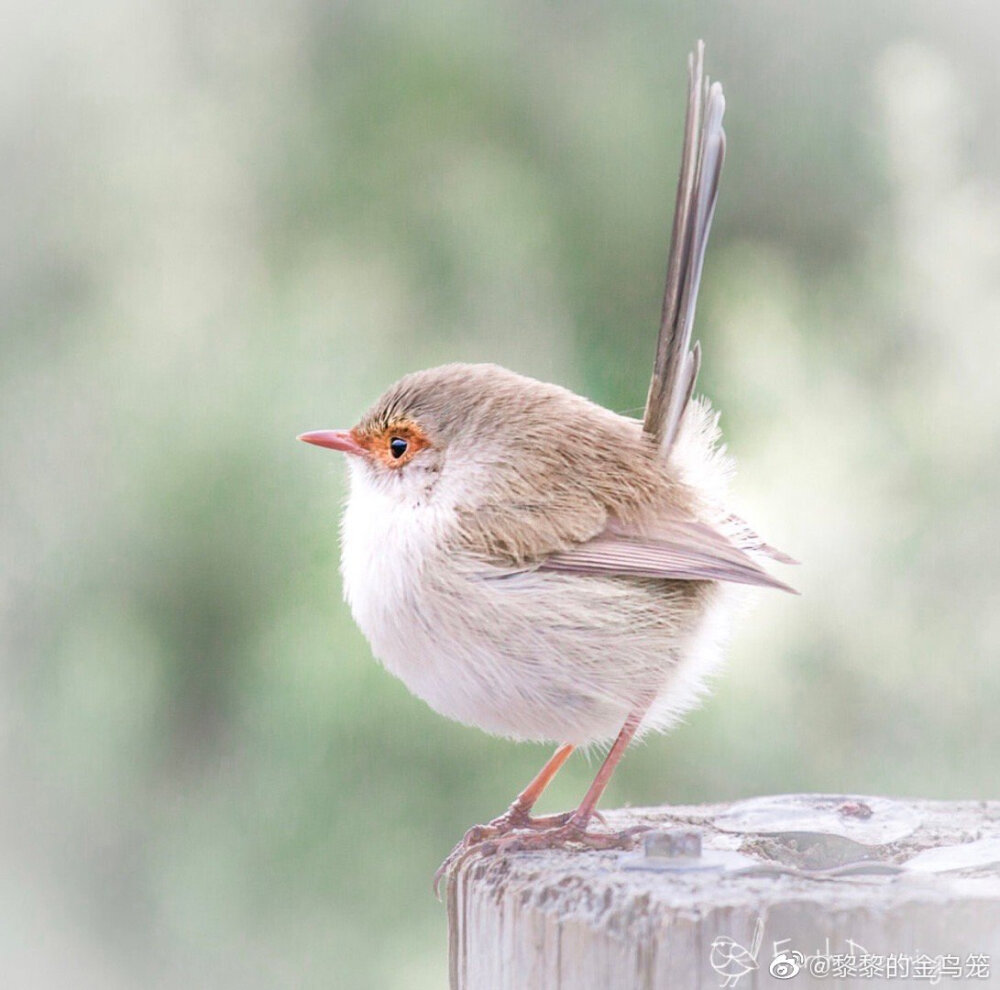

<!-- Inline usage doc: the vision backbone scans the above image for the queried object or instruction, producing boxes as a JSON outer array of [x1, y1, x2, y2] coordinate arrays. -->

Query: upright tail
[[643, 42, 726, 453]]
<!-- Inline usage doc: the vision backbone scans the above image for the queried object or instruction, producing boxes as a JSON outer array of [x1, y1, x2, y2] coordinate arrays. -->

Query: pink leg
[[568, 706, 646, 828], [506, 743, 575, 824], [436, 704, 653, 893], [464, 743, 577, 841], [433, 743, 575, 895], [466, 704, 654, 862]]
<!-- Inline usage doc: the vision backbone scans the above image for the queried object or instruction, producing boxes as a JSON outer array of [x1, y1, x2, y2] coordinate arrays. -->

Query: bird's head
[[299, 361, 649, 520], [298, 363, 537, 506]]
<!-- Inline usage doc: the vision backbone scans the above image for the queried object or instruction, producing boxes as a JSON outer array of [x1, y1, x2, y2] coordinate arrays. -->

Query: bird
[[299, 42, 795, 889]]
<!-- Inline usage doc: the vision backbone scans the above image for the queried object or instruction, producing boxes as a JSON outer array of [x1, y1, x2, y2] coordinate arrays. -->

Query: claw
[[433, 807, 573, 897], [433, 841, 479, 898], [482, 819, 650, 857], [433, 815, 651, 897]]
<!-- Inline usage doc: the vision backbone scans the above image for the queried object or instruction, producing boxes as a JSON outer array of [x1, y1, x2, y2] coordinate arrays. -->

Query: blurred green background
[[3, 0, 999, 986]]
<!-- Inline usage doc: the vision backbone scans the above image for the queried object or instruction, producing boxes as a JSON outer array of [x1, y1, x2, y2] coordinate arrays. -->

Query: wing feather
[[538, 515, 797, 593]]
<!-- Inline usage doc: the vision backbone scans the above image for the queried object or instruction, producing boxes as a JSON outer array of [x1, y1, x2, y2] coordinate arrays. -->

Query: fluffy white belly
[[340, 471, 728, 745], [340, 479, 527, 733]]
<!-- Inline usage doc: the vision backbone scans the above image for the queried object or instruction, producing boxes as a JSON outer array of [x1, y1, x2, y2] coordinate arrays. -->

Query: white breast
[[340, 463, 451, 668], [341, 460, 515, 735], [341, 462, 564, 737]]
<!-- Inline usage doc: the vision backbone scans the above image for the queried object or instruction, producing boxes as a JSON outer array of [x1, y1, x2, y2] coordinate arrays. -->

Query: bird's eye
[[389, 437, 408, 459]]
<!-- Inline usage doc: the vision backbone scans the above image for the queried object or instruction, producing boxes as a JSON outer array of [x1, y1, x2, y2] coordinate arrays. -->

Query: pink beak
[[297, 429, 366, 456]]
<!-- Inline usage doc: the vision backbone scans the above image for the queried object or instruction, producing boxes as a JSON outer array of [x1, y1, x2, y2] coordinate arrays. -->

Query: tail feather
[[643, 42, 727, 452]]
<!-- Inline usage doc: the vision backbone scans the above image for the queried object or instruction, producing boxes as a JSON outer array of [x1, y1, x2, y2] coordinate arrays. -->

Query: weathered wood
[[445, 794, 1000, 989]]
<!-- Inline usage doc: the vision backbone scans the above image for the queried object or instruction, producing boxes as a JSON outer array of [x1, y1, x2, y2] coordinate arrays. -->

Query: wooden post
[[445, 794, 1000, 989]]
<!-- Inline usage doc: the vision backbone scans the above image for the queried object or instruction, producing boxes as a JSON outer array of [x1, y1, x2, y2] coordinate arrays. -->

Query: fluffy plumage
[[340, 363, 785, 746]]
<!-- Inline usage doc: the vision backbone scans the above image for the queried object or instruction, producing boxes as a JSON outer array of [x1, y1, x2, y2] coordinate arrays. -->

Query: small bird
[[300, 43, 794, 886]]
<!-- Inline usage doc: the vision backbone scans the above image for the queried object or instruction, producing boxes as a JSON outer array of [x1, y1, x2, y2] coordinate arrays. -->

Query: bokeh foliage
[[2, 1, 999, 986]]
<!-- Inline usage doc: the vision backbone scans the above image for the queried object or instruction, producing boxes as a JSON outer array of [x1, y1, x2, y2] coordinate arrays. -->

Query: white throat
[[339, 460, 456, 667]]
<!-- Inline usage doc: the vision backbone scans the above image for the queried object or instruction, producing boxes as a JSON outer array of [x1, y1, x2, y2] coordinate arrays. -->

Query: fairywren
[[299, 43, 794, 885]]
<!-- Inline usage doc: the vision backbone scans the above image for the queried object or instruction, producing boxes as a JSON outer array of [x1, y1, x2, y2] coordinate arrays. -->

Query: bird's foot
[[477, 815, 650, 859], [434, 812, 643, 897], [463, 807, 571, 845], [433, 805, 575, 896], [434, 801, 606, 896]]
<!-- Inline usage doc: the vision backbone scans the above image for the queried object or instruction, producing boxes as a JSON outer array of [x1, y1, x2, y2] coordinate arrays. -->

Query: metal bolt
[[643, 828, 702, 860]]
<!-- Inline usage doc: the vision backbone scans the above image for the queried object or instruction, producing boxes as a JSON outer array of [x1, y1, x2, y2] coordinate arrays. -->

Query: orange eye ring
[[355, 420, 430, 468]]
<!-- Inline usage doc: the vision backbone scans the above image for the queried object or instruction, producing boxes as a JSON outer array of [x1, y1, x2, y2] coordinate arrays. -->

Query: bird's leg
[[474, 704, 653, 857], [468, 743, 575, 839], [511, 742, 576, 825], [566, 708, 644, 831], [433, 744, 574, 895], [435, 704, 654, 894]]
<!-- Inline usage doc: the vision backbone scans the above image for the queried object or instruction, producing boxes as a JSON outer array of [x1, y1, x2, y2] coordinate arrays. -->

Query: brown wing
[[643, 41, 726, 452], [538, 515, 797, 593]]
